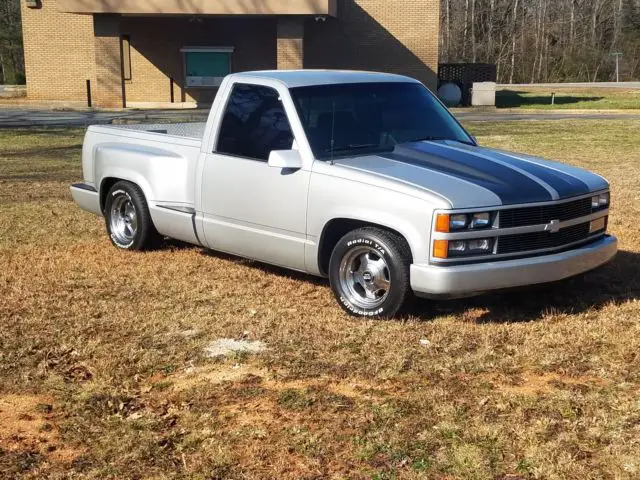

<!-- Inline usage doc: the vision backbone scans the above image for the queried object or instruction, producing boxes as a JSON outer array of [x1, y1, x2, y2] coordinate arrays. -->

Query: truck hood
[[332, 140, 608, 208]]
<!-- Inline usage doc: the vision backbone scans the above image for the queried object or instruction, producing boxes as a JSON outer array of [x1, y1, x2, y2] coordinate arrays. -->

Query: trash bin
[[438, 64, 497, 107], [471, 82, 496, 107]]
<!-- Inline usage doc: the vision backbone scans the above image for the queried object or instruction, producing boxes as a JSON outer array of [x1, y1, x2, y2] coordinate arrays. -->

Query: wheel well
[[99, 177, 121, 213], [317, 218, 412, 276]]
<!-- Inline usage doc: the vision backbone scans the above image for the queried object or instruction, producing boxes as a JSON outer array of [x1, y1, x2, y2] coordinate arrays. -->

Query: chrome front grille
[[497, 222, 593, 255], [499, 197, 593, 228], [431, 192, 610, 265]]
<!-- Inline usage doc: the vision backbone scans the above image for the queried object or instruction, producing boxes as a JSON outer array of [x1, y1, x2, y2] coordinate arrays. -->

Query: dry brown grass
[[1, 121, 640, 479]]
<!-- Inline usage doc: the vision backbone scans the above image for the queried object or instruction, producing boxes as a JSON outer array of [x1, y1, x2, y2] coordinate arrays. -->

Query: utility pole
[[611, 53, 623, 82]]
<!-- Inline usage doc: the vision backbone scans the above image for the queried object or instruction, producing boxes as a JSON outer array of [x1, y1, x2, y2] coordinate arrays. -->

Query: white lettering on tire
[[339, 296, 384, 316], [346, 238, 386, 256]]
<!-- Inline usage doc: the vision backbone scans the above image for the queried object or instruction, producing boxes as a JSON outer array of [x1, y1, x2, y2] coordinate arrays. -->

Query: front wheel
[[329, 227, 412, 319], [104, 181, 161, 250]]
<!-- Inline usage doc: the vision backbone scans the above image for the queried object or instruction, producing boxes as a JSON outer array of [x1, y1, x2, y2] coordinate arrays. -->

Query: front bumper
[[410, 235, 617, 297]]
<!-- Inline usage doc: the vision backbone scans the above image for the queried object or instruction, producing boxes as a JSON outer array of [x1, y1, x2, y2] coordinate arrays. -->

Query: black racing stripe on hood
[[381, 142, 553, 205], [477, 149, 591, 199]]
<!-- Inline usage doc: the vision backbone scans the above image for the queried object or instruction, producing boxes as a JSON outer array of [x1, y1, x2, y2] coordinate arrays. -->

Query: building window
[[121, 35, 132, 81], [181, 47, 233, 88]]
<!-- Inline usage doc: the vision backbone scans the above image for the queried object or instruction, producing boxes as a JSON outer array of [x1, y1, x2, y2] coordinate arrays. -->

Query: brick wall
[[119, 16, 277, 105], [277, 18, 304, 70], [21, 0, 95, 102], [20, 0, 440, 105], [305, 0, 440, 90], [93, 15, 123, 108]]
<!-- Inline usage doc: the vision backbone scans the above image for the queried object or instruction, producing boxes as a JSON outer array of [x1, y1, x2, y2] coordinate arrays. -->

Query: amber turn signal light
[[435, 214, 450, 233], [433, 240, 449, 259]]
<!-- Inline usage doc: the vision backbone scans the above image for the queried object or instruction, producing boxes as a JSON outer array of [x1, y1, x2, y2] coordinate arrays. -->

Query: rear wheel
[[329, 227, 412, 318], [104, 181, 161, 250]]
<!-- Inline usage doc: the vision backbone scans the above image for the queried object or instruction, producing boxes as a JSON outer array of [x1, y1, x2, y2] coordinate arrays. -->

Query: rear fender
[[98, 168, 155, 210], [94, 143, 187, 205]]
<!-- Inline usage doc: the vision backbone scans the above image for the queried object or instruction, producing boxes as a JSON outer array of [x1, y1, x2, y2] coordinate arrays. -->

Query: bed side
[[71, 124, 203, 244]]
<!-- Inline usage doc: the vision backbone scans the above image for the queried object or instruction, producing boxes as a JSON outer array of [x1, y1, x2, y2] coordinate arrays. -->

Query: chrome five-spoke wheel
[[329, 227, 412, 318], [105, 181, 161, 251], [339, 246, 391, 309], [109, 193, 138, 246]]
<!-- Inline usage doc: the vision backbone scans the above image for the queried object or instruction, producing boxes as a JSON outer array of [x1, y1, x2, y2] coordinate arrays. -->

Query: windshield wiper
[[325, 143, 381, 154], [409, 136, 475, 146]]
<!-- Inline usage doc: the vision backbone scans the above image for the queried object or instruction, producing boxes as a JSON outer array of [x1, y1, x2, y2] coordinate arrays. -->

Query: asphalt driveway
[[1, 105, 639, 128]]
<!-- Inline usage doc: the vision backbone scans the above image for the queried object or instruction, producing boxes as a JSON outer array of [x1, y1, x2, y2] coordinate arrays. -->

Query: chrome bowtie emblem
[[545, 219, 561, 233]]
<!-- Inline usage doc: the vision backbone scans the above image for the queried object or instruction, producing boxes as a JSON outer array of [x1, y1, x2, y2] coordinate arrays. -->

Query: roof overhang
[[56, 0, 337, 16]]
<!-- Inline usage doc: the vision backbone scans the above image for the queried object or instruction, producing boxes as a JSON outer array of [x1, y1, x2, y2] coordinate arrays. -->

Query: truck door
[[199, 82, 311, 271]]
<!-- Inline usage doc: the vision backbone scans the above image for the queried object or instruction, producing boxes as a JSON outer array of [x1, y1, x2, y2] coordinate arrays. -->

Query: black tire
[[328, 227, 412, 319], [104, 181, 161, 251]]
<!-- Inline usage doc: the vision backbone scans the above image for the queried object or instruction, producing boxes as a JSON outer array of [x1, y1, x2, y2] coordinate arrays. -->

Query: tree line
[[0, 0, 24, 84], [440, 0, 640, 83]]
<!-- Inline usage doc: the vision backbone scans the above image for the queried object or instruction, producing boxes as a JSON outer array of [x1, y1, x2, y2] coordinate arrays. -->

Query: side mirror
[[268, 149, 303, 169]]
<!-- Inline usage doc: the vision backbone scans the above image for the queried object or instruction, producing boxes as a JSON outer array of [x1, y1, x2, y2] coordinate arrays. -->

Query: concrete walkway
[[0, 105, 639, 128]]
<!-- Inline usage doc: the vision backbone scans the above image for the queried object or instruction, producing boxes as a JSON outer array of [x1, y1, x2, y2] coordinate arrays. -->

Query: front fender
[[321, 208, 427, 261], [307, 175, 435, 274]]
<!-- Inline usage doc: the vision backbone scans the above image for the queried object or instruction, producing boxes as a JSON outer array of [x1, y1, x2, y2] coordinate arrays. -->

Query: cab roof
[[226, 70, 420, 89]]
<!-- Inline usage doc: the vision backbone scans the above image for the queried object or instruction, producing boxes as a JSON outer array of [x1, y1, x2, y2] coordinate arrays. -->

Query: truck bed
[[77, 121, 207, 246], [107, 122, 207, 140], [81, 123, 204, 207]]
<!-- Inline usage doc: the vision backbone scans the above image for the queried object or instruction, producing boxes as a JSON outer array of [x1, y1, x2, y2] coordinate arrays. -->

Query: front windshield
[[290, 82, 474, 160]]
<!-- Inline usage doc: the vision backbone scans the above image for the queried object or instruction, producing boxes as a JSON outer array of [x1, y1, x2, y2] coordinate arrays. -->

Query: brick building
[[21, 0, 440, 108]]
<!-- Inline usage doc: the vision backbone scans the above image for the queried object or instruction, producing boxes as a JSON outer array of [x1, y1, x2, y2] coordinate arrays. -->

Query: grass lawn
[[1, 120, 640, 479], [496, 87, 640, 110]]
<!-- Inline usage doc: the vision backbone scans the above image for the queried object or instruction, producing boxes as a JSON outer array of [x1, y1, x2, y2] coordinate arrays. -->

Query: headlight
[[599, 192, 610, 207], [444, 238, 494, 258], [450, 214, 468, 230], [592, 192, 610, 209], [470, 212, 491, 229], [467, 239, 492, 251], [436, 213, 493, 232], [448, 240, 467, 253]]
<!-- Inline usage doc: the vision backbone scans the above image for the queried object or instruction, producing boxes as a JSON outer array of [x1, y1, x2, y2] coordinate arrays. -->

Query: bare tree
[[471, 0, 477, 62], [0, 0, 24, 84], [440, 0, 640, 82], [509, 0, 519, 83]]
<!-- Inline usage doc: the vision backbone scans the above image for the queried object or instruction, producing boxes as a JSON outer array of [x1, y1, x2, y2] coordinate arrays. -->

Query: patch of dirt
[[0, 394, 79, 465], [164, 364, 380, 398], [223, 397, 282, 430], [169, 364, 268, 392], [461, 307, 491, 322], [203, 338, 268, 358]]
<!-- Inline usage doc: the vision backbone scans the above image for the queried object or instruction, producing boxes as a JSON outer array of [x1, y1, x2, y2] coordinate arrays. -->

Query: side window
[[216, 83, 294, 161]]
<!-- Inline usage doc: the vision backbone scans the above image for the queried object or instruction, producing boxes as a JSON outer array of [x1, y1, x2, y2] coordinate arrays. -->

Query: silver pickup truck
[[70, 70, 617, 318]]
